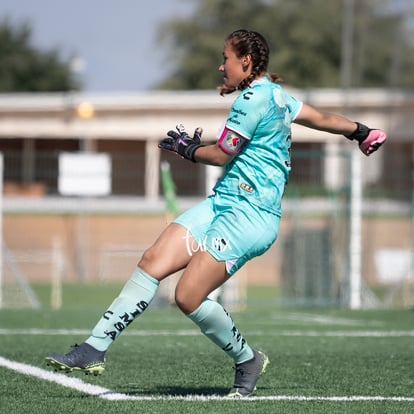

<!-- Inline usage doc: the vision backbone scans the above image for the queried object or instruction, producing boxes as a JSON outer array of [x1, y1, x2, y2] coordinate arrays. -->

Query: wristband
[[345, 122, 370, 144]]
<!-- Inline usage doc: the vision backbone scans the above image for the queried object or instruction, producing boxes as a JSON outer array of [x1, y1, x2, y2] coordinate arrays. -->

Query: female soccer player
[[45, 29, 386, 397]]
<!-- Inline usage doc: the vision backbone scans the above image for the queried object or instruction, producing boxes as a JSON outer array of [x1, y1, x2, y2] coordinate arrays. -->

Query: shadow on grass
[[113, 384, 229, 396]]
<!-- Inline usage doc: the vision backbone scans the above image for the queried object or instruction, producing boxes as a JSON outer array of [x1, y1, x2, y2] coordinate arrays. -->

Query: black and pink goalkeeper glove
[[158, 124, 203, 162], [345, 122, 387, 156]]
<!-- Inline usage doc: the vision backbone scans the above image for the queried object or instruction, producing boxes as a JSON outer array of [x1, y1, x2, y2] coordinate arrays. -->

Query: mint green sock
[[86, 267, 159, 351], [187, 298, 254, 364]]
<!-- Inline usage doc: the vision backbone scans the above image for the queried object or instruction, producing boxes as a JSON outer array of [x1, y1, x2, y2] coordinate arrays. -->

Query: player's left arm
[[192, 142, 234, 166], [294, 103, 387, 156], [158, 124, 241, 166], [194, 126, 248, 165]]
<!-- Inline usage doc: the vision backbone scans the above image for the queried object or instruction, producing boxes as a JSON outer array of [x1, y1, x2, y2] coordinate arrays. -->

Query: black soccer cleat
[[45, 343, 106, 376], [227, 349, 270, 398]]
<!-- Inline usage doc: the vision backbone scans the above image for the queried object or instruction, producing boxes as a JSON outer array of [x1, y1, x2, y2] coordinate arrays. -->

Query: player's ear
[[241, 54, 252, 72], [241, 54, 252, 66]]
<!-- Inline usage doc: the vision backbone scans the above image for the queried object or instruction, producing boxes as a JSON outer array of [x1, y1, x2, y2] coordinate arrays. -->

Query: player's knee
[[174, 289, 190, 314], [175, 286, 199, 315], [137, 247, 156, 272]]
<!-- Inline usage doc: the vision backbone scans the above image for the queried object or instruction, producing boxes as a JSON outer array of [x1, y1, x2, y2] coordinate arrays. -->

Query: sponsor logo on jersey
[[243, 91, 254, 100], [240, 182, 254, 193]]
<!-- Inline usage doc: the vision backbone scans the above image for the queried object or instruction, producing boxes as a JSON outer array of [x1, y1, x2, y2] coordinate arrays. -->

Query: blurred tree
[[0, 18, 80, 92], [156, 0, 414, 90]]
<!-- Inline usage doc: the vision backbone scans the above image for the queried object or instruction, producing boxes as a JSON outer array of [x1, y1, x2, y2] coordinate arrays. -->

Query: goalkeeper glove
[[345, 122, 387, 156], [158, 124, 203, 162]]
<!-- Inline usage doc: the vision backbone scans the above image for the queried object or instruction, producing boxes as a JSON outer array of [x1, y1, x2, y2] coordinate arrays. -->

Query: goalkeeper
[[45, 29, 386, 398]]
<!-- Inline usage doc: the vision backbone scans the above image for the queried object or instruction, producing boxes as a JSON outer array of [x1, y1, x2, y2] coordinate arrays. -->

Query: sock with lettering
[[187, 298, 254, 364], [85, 267, 159, 351]]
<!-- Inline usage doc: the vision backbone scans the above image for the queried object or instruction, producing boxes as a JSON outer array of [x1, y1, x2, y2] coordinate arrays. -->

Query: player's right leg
[[45, 222, 195, 375], [45, 266, 161, 375]]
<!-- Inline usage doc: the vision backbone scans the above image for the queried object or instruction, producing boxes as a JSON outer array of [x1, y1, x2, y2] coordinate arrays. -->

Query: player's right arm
[[294, 103, 387, 156], [294, 103, 357, 135]]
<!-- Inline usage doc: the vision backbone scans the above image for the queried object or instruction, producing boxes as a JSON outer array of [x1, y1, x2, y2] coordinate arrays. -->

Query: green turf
[[1, 284, 414, 414]]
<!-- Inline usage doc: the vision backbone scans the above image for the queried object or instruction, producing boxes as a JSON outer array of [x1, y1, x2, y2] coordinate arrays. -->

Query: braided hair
[[219, 29, 282, 96]]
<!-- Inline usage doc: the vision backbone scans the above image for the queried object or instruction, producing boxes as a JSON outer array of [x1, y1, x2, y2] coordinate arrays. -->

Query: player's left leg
[[176, 251, 269, 397]]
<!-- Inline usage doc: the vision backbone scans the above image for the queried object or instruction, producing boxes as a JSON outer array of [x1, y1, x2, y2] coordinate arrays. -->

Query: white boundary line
[[1, 328, 414, 337], [1, 356, 414, 402]]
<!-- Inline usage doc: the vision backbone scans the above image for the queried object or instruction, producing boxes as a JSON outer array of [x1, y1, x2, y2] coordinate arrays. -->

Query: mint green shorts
[[174, 192, 280, 275]]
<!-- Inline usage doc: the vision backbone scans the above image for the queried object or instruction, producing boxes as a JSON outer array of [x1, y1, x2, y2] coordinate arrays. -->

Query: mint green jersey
[[213, 77, 302, 215]]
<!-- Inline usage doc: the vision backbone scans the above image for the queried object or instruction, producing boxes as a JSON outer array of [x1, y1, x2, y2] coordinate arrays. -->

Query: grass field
[[1, 283, 414, 414]]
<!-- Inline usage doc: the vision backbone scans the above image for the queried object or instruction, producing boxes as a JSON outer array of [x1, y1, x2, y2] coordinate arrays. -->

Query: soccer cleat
[[227, 349, 269, 398], [45, 343, 106, 376]]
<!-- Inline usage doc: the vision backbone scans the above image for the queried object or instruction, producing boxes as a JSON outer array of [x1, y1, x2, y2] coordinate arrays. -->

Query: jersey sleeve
[[224, 89, 265, 140], [282, 89, 303, 121]]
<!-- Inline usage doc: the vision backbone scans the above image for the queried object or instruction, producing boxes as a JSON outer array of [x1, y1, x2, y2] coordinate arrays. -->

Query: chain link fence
[[1, 143, 413, 309]]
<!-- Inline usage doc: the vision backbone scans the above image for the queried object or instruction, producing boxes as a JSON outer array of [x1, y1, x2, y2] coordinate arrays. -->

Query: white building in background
[[0, 88, 412, 205]]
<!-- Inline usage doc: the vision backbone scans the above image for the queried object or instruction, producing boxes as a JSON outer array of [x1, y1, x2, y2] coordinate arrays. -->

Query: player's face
[[219, 41, 251, 89]]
